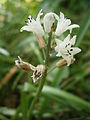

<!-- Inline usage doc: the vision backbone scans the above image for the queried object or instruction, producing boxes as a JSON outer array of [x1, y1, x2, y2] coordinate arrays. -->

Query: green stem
[[27, 32, 52, 120], [42, 48, 46, 60]]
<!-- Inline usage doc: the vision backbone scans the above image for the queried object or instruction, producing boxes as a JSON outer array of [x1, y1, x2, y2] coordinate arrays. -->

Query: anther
[[18, 61, 21, 64], [70, 49, 73, 51]]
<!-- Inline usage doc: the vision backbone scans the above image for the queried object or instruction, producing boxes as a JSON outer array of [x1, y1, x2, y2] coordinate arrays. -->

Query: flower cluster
[[15, 9, 81, 82]]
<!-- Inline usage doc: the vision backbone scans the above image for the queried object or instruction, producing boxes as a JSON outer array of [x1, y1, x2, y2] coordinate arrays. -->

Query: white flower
[[15, 56, 45, 83], [32, 65, 45, 83], [55, 12, 80, 36], [20, 9, 44, 36], [43, 12, 58, 33], [55, 34, 81, 66]]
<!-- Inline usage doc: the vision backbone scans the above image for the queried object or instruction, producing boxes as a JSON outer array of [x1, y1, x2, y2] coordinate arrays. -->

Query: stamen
[[67, 50, 71, 55], [65, 45, 67, 48], [70, 48, 73, 51], [66, 53, 69, 56], [35, 70, 37, 74], [31, 16, 32, 19], [18, 61, 20, 64], [38, 72, 41, 76], [68, 43, 70, 46], [69, 53, 71, 55], [28, 17, 32, 22], [67, 50, 69, 53]]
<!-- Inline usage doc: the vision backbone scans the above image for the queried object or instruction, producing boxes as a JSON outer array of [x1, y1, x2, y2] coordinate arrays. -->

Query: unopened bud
[[15, 56, 35, 71], [56, 59, 75, 68]]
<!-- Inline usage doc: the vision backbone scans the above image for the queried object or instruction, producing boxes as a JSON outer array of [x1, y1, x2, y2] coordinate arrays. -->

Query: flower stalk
[[27, 32, 52, 119], [15, 10, 81, 120]]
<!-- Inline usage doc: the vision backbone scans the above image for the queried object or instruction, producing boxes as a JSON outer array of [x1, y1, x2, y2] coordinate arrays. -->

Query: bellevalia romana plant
[[15, 9, 81, 119]]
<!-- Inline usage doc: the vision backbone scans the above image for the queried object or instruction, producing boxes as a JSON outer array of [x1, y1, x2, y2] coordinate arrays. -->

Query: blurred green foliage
[[0, 0, 90, 120]]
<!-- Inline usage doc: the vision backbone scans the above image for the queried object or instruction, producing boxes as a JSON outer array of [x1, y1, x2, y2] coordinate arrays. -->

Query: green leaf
[[20, 92, 29, 120], [76, 9, 90, 46], [42, 86, 90, 111]]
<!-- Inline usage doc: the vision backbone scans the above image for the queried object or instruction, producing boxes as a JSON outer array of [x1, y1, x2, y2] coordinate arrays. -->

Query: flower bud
[[56, 59, 75, 68], [15, 56, 35, 71]]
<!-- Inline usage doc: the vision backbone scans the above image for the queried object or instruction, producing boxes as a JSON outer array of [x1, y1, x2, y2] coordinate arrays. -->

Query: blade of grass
[[42, 86, 90, 111], [76, 9, 90, 46], [0, 114, 9, 120], [22, 83, 90, 111]]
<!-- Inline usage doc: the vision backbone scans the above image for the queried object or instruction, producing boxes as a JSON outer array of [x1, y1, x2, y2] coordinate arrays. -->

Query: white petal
[[15, 60, 20, 67], [29, 64, 36, 71], [53, 13, 59, 21], [55, 45, 62, 57], [55, 19, 71, 36], [64, 19, 71, 27], [20, 25, 32, 32], [35, 25, 44, 36], [63, 55, 72, 66], [55, 23, 60, 36], [36, 9, 43, 23], [35, 10, 44, 36], [63, 54, 73, 66], [64, 34, 70, 43], [56, 52, 62, 57], [68, 24, 80, 32], [43, 12, 55, 33], [55, 38, 62, 45], [66, 58, 72, 66], [69, 24, 80, 28], [70, 35, 76, 45], [60, 12, 64, 19], [55, 46, 59, 52], [15, 56, 22, 67], [32, 73, 36, 83], [71, 47, 81, 55]]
